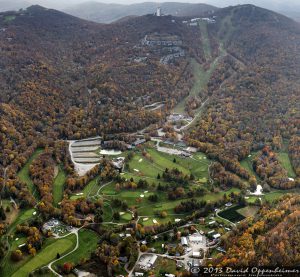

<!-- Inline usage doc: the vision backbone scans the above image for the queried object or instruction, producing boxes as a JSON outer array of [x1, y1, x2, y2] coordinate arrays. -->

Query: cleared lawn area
[[174, 60, 207, 114], [147, 148, 190, 175], [82, 177, 99, 197], [11, 235, 76, 277], [103, 202, 114, 222], [100, 181, 118, 196], [7, 208, 36, 234], [121, 172, 161, 185], [240, 151, 260, 180], [264, 191, 287, 202], [105, 189, 162, 208], [218, 12, 234, 43], [137, 188, 240, 218], [103, 147, 235, 224], [70, 177, 108, 200], [152, 257, 179, 275], [126, 147, 210, 183], [120, 212, 132, 221], [102, 186, 240, 225], [128, 152, 162, 179], [53, 229, 99, 268], [4, 15, 16, 22], [246, 189, 298, 204], [1, 200, 18, 225], [276, 152, 296, 178], [53, 166, 67, 206], [237, 206, 259, 218], [199, 21, 212, 60], [18, 149, 43, 198]]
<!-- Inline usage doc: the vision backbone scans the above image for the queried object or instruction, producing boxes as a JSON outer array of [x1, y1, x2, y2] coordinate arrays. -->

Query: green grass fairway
[[120, 212, 133, 221], [10, 236, 27, 252], [127, 147, 210, 181], [82, 177, 99, 197], [53, 166, 67, 206], [218, 205, 245, 223], [105, 146, 235, 225], [0, 208, 36, 273], [18, 149, 43, 198], [264, 191, 286, 202], [123, 147, 211, 183], [105, 189, 160, 208], [11, 235, 76, 277], [240, 151, 260, 180], [246, 189, 297, 205], [99, 181, 117, 195], [137, 188, 240, 219], [53, 229, 99, 268], [147, 148, 190, 175], [128, 153, 162, 179], [7, 208, 36, 234], [276, 152, 296, 178]]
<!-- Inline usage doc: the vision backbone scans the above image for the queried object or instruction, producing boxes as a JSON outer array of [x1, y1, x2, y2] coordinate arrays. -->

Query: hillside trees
[[253, 147, 297, 189], [213, 195, 300, 266]]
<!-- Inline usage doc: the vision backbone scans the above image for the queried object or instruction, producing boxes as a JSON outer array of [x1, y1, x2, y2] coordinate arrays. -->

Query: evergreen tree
[[95, 208, 103, 223], [0, 206, 6, 221]]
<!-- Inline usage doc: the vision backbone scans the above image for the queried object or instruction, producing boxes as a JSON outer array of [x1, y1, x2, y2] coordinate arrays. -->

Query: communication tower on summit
[[156, 6, 161, 17]]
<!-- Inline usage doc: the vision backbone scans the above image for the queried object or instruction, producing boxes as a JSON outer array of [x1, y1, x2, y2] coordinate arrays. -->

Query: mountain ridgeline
[[188, 5, 300, 189], [0, 3, 300, 269], [0, 5, 203, 172], [64, 1, 218, 23]]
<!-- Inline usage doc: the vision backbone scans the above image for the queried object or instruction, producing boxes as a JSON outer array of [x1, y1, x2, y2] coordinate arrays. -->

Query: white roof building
[[213, 233, 221, 239], [181, 236, 188, 246], [148, 255, 158, 267], [189, 234, 203, 243], [186, 147, 198, 153], [192, 251, 201, 257]]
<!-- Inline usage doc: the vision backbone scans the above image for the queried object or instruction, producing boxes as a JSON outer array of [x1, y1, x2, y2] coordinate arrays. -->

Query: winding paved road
[[47, 227, 82, 276]]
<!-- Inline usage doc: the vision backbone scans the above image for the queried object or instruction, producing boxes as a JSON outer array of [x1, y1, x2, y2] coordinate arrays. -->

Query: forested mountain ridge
[[0, 5, 202, 181], [0, 4, 299, 207], [64, 1, 218, 23], [187, 4, 300, 190], [212, 194, 300, 266], [0, 4, 300, 273]]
